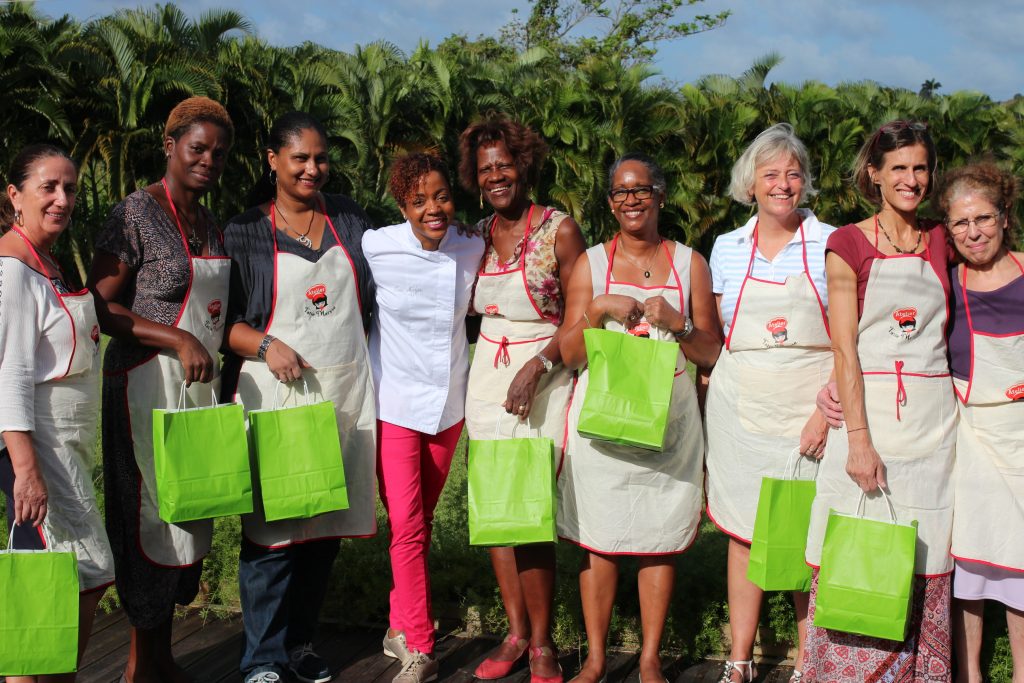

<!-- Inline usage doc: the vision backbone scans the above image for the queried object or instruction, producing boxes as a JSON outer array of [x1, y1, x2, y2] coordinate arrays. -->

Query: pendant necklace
[[876, 216, 922, 254], [175, 205, 206, 254], [278, 204, 316, 249], [620, 240, 663, 278]]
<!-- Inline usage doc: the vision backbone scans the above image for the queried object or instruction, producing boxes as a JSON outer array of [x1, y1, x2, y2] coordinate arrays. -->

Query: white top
[[0, 257, 76, 438], [363, 222, 484, 434], [710, 209, 835, 335]]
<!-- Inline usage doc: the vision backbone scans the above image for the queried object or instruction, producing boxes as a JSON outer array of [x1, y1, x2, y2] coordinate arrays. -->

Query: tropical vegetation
[[2, 0, 1022, 677]]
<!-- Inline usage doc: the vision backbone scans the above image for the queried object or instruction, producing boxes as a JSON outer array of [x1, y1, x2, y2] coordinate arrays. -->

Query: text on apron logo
[[890, 307, 918, 339], [765, 316, 789, 345], [304, 283, 336, 317], [484, 304, 500, 315], [1006, 383, 1024, 401]]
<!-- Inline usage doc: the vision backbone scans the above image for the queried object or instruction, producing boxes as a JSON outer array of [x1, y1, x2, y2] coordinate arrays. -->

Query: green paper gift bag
[[0, 527, 79, 675], [468, 419, 557, 546], [153, 383, 253, 523], [814, 490, 918, 641], [747, 449, 817, 592], [576, 328, 678, 451], [249, 380, 349, 522]]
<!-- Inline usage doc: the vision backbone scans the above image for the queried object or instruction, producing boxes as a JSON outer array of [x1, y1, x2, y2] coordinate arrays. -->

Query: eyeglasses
[[609, 185, 656, 202], [881, 120, 928, 134], [947, 212, 1001, 235]]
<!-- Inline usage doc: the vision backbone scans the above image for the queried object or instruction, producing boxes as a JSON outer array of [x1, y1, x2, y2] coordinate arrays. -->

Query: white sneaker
[[392, 650, 438, 683], [383, 630, 412, 664]]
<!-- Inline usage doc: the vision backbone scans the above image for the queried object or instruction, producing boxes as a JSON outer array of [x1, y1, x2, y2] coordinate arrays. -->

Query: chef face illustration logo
[[484, 304, 500, 316], [890, 307, 918, 339], [765, 317, 789, 346], [203, 299, 223, 331], [90, 324, 100, 352], [1006, 383, 1024, 401], [304, 283, 336, 317]]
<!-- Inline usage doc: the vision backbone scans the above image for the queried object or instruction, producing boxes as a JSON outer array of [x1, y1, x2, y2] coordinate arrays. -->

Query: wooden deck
[[70, 609, 795, 683]]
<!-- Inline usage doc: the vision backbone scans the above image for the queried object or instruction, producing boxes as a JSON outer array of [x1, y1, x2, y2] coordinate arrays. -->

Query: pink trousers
[[376, 419, 463, 655]]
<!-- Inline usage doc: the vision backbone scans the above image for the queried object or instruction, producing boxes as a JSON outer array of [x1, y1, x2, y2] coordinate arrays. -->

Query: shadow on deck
[[71, 609, 795, 683]]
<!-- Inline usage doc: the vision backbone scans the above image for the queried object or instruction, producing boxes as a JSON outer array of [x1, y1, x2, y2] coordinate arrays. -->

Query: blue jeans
[[238, 536, 340, 677]]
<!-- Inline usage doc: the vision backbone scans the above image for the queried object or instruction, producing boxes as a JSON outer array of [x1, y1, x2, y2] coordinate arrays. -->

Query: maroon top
[[825, 221, 948, 318], [947, 263, 1024, 380]]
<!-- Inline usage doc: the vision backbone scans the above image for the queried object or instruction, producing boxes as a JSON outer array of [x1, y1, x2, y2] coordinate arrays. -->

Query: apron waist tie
[[895, 360, 907, 421], [495, 336, 510, 368]]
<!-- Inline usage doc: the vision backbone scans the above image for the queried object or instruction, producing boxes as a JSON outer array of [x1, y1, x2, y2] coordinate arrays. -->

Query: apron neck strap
[[488, 203, 536, 268], [161, 178, 197, 255], [9, 225, 67, 294]]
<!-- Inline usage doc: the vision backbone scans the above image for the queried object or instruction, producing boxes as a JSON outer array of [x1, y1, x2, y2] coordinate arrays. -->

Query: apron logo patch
[[484, 304, 499, 315], [890, 307, 918, 339], [305, 283, 336, 318], [765, 316, 789, 346], [90, 324, 100, 351], [204, 299, 223, 332], [628, 321, 651, 337], [1006, 383, 1024, 401]]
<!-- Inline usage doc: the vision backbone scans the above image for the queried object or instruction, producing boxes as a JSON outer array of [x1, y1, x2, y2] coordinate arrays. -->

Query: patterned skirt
[[803, 569, 952, 682]]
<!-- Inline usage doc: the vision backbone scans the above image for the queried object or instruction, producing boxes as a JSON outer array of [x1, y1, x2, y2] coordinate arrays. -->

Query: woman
[[89, 97, 233, 683], [936, 162, 1024, 683], [363, 153, 483, 683], [220, 111, 377, 683], [558, 154, 721, 683], [705, 123, 835, 683], [803, 120, 954, 680], [0, 144, 115, 680], [458, 116, 586, 683]]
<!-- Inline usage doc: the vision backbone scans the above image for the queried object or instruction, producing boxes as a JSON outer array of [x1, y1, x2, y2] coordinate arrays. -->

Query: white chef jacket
[[362, 222, 484, 435]]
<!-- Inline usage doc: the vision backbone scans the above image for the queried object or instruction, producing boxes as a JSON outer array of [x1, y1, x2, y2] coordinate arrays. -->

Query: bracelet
[[256, 334, 277, 360], [581, 311, 592, 328], [846, 426, 867, 433]]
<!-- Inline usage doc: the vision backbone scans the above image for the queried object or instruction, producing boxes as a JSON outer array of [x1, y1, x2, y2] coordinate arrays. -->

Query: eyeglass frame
[[946, 210, 1003, 236], [608, 184, 662, 203]]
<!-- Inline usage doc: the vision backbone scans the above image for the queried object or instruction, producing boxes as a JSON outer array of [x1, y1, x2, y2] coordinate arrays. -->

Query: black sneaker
[[287, 643, 331, 683]]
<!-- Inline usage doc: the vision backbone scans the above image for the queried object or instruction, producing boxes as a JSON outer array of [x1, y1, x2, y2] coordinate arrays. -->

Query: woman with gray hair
[[558, 153, 721, 683], [704, 123, 835, 683]]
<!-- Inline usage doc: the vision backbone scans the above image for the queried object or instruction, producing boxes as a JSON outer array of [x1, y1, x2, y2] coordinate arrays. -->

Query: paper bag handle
[[5, 522, 57, 552], [493, 412, 541, 440], [177, 381, 219, 410], [855, 487, 899, 524], [272, 377, 312, 410]]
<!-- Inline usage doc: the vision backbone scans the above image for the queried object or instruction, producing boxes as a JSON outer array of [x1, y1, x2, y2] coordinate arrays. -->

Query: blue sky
[[50, 0, 1023, 100]]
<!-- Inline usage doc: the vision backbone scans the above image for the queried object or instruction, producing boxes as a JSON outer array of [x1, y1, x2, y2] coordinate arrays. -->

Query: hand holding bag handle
[[270, 377, 312, 411], [783, 446, 820, 481], [854, 486, 899, 523], [493, 412, 542, 440]]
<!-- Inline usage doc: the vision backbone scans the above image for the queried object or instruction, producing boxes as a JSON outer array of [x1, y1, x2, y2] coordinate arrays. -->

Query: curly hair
[[936, 160, 1019, 237], [388, 153, 452, 209], [457, 115, 548, 193], [164, 96, 234, 144], [852, 119, 936, 206]]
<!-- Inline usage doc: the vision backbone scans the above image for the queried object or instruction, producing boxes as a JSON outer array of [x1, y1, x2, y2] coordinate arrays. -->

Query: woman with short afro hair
[[89, 96, 234, 682]]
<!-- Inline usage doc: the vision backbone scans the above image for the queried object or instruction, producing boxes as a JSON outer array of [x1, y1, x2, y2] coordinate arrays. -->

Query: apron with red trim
[[557, 238, 703, 554], [951, 256, 1024, 571], [465, 205, 573, 450], [123, 182, 230, 567], [705, 221, 832, 541], [10, 227, 114, 590], [233, 200, 377, 547], [806, 224, 955, 576]]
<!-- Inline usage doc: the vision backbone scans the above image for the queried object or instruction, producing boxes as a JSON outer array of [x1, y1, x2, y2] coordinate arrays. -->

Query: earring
[[269, 169, 277, 185], [659, 202, 665, 209], [14, 209, 23, 226], [479, 191, 484, 210]]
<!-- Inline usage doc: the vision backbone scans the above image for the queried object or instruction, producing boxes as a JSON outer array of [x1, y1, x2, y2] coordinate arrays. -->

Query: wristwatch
[[535, 353, 554, 373], [673, 317, 695, 341]]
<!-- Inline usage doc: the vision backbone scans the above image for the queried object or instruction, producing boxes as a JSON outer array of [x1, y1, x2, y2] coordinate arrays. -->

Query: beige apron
[[11, 228, 114, 590], [806, 223, 955, 576], [123, 182, 230, 567], [557, 238, 704, 554], [951, 256, 1024, 571], [706, 220, 832, 541], [465, 206, 573, 450], [233, 200, 377, 548]]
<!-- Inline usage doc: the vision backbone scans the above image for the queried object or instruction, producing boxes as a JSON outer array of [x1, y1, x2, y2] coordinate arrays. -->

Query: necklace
[[876, 216, 922, 254], [177, 208, 205, 254], [618, 240, 663, 278], [277, 203, 316, 249]]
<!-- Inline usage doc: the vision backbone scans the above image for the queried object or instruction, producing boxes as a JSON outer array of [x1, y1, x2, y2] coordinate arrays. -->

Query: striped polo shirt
[[710, 209, 836, 335]]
